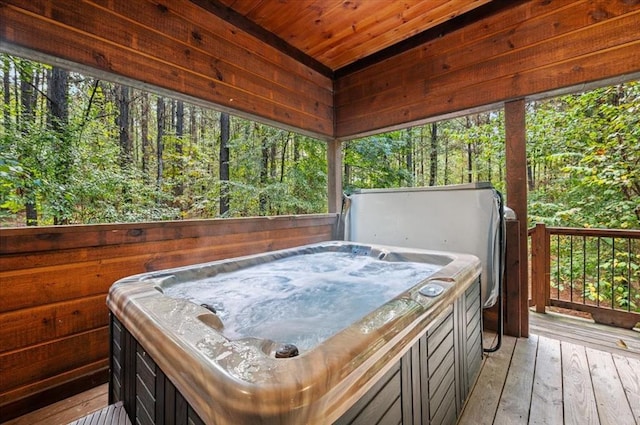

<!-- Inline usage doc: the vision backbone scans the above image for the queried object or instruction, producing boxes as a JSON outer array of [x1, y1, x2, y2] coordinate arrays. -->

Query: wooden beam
[[505, 98, 528, 338], [327, 139, 343, 215], [188, 0, 332, 78]]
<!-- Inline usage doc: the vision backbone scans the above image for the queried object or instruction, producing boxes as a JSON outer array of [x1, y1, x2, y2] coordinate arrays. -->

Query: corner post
[[327, 139, 343, 214], [531, 223, 550, 313], [505, 99, 528, 337]]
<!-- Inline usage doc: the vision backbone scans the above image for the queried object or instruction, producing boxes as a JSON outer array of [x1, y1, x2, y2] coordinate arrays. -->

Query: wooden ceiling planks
[[219, 0, 267, 15], [311, 0, 494, 68], [246, 0, 326, 33], [216, 0, 493, 70]]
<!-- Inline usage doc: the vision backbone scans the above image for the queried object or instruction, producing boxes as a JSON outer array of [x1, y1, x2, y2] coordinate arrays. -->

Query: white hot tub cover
[[343, 182, 504, 309]]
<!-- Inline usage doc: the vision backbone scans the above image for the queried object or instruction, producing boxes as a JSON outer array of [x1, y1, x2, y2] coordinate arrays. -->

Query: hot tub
[[108, 241, 483, 425]]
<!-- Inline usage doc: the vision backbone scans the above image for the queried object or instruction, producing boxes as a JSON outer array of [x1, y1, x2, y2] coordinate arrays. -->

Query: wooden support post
[[484, 219, 522, 336], [327, 139, 343, 214], [531, 223, 550, 313], [503, 219, 522, 336], [505, 99, 528, 337], [531, 235, 554, 318]]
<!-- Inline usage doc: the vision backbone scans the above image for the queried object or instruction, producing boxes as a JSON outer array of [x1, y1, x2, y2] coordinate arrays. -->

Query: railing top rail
[[528, 225, 640, 238]]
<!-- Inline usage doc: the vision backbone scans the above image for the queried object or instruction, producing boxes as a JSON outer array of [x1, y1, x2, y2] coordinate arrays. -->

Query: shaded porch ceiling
[[207, 0, 495, 73], [1, 0, 640, 140]]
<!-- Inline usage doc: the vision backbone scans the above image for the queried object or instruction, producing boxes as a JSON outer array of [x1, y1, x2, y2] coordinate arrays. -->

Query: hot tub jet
[[275, 343, 299, 358]]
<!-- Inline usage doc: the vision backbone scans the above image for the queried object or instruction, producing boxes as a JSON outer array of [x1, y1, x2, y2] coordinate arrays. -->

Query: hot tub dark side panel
[[108, 278, 483, 425], [109, 315, 205, 425], [333, 278, 483, 425]]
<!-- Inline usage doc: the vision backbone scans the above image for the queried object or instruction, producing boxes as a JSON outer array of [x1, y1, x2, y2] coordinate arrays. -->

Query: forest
[[1, 54, 639, 231]]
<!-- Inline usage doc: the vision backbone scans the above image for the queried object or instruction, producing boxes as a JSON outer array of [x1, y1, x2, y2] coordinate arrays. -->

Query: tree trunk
[[47, 68, 69, 131], [443, 133, 449, 185], [117, 84, 132, 167], [140, 92, 150, 182], [429, 122, 438, 186], [174, 100, 184, 198], [343, 142, 351, 188], [527, 163, 535, 191], [219, 112, 230, 215], [48, 66, 70, 225], [280, 133, 289, 184], [293, 134, 300, 163], [418, 126, 425, 186], [189, 105, 198, 149], [19, 64, 35, 133], [270, 140, 277, 179], [156, 96, 165, 191], [2, 56, 10, 130], [170, 99, 176, 130], [260, 136, 269, 214], [467, 143, 473, 183], [405, 127, 413, 187], [466, 117, 473, 183], [19, 61, 38, 225]]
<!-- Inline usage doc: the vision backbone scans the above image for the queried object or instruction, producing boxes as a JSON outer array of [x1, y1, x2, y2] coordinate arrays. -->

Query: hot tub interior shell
[[108, 242, 483, 425]]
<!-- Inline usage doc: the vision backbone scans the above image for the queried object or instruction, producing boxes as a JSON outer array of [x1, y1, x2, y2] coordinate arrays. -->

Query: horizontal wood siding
[[335, 0, 640, 138], [0, 0, 333, 139], [0, 214, 338, 422]]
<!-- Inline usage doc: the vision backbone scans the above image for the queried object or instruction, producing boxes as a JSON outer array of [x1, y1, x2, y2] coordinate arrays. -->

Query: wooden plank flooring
[[1, 384, 108, 425], [460, 312, 640, 425], [3, 313, 638, 425], [530, 311, 640, 360]]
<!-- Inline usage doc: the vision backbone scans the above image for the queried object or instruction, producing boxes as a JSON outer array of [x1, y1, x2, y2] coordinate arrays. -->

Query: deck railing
[[530, 223, 640, 329]]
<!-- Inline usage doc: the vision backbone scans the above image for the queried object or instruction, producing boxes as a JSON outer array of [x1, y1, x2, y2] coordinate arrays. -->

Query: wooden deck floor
[[3, 312, 639, 425], [459, 312, 640, 425], [2, 383, 108, 425]]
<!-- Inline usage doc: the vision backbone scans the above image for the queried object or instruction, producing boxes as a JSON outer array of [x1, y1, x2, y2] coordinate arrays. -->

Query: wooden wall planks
[[0, 215, 338, 422], [0, 295, 109, 352], [0, 0, 334, 139], [335, 0, 640, 139]]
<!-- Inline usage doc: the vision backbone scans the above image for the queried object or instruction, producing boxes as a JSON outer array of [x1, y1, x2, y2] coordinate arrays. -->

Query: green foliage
[[0, 55, 331, 224], [224, 124, 327, 216], [344, 131, 412, 191], [528, 83, 640, 312], [528, 83, 640, 229], [1, 53, 638, 237]]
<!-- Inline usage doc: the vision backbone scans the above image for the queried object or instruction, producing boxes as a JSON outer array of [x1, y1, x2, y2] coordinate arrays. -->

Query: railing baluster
[[627, 237, 632, 312], [597, 237, 601, 308], [582, 236, 587, 304], [556, 234, 561, 300], [611, 238, 615, 310], [570, 235, 574, 303]]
